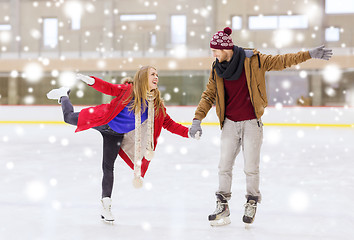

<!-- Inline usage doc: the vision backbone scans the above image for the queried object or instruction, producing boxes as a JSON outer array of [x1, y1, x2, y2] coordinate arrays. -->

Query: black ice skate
[[208, 193, 231, 226], [243, 196, 258, 224]]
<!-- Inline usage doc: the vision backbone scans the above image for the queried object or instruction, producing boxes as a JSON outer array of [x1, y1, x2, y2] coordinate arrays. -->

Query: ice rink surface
[[1, 123, 354, 240]]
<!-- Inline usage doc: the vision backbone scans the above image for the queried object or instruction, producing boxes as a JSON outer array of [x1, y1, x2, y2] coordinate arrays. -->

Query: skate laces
[[244, 201, 256, 217], [104, 205, 112, 217], [103, 203, 111, 211], [214, 200, 226, 214]]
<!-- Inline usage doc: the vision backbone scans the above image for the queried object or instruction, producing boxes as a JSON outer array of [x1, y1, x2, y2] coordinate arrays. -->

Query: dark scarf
[[214, 45, 245, 81]]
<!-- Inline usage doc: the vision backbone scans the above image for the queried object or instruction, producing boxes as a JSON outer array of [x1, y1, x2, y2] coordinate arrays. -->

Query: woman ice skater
[[47, 66, 198, 222]]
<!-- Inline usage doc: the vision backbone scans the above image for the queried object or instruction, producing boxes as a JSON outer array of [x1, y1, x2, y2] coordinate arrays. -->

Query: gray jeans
[[217, 118, 263, 202]]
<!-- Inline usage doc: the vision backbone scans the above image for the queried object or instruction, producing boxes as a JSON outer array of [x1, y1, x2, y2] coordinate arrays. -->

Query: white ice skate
[[46, 87, 70, 103], [101, 197, 114, 223]]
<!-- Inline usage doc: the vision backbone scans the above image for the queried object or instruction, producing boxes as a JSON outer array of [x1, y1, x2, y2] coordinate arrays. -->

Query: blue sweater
[[108, 105, 148, 133]]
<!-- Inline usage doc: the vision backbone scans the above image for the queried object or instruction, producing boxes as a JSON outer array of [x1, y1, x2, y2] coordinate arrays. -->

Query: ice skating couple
[[47, 27, 332, 226]]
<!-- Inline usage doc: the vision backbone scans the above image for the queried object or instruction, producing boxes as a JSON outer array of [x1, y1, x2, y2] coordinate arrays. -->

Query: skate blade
[[101, 215, 114, 224], [102, 219, 114, 225], [210, 217, 231, 226], [244, 223, 252, 229]]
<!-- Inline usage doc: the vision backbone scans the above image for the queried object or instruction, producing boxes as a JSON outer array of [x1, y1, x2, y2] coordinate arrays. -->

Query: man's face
[[211, 49, 228, 62]]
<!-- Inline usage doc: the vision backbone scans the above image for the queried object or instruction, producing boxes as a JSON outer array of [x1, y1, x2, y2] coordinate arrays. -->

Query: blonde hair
[[127, 66, 165, 116]]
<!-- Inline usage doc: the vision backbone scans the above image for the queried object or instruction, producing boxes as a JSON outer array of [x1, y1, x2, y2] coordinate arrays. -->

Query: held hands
[[189, 119, 202, 140], [309, 45, 333, 60], [76, 73, 95, 85]]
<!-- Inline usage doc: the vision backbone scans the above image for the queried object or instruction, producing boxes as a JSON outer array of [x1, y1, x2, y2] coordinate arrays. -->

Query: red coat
[[76, 77, 189, 177]]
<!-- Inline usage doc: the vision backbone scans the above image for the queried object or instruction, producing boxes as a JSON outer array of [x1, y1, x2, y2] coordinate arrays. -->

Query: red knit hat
[[210, 27, 234, 50]]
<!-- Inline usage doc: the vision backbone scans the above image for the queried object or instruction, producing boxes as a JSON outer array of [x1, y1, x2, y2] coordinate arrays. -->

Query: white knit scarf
[[133, 93, 155, 188]]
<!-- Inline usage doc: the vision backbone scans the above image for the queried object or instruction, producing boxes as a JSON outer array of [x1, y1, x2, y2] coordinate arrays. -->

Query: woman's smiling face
[[148, 67, 159, 91]]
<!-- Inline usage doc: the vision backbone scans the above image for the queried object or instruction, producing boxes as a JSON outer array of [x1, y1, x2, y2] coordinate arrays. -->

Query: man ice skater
[[188, 27, 332, 226]]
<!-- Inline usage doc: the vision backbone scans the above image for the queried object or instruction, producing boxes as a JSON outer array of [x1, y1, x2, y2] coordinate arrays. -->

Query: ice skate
[[46, 87, 70, 103], [208, 193, 231, 226], [243, 196, 258, 225], [101, 197, 114, 223]]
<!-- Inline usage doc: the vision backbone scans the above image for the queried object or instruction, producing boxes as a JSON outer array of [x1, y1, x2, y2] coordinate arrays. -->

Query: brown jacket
[[194, 49, 312, 129]]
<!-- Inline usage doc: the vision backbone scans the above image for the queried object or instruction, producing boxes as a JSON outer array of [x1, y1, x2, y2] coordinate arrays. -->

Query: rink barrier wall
[[0, 105, 353, 128], [0, 121, 353, 128]]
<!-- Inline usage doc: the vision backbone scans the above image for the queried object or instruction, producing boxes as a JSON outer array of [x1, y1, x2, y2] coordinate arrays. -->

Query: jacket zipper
[[213, 65, 223, 127], [249, 62, 260, 127]]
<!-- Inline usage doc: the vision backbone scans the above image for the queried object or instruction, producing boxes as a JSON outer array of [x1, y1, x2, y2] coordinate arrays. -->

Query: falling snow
[[23, 62, 43, 83]]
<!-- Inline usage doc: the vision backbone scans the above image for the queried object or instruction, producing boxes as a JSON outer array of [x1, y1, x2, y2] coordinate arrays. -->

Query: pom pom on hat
[[210, 27, 234, 50], [224, 27, 232, 35]]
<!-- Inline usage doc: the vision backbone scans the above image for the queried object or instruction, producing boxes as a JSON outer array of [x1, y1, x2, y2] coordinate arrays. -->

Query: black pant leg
[[61, 96, 79, 126], [101, 132, 124, 198], [60, 96, 123, 198]]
